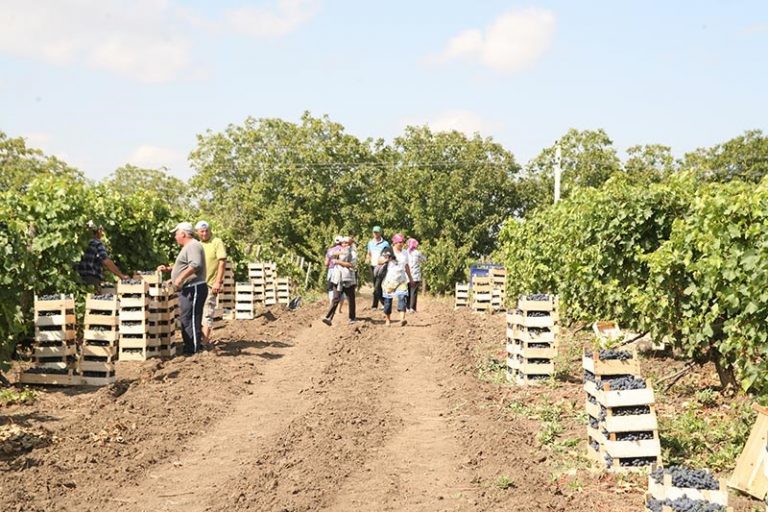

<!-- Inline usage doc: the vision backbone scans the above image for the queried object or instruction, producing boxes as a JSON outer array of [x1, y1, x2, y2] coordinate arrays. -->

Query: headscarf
[[407, 238, 419, 251], [391, 233, 405, 244]]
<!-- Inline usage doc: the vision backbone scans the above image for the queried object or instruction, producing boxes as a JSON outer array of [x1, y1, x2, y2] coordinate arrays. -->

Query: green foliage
[[639, 178, 768, 391], [0, 131, 83, 191], [190, 113, 520, 293], [498, 174, 694, 327], [0, 387, 37, 406], [517, 128, 622, 215], [683, 129, 768, 183], [659, 398, 754, 471], [102, 165, 192, 210]]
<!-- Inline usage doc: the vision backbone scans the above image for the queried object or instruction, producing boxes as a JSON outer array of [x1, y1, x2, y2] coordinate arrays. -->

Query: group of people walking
[[322, 226, 425, 327]]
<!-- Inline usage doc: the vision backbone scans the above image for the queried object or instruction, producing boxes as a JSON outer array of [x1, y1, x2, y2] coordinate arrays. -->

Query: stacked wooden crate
[[505, 295, 558, 384], [470, 276, 493, 313], [583, 351, 662, 471], [489, 268, 507, 311], [454, 283, 469, 309], [118, 279, 159, 361], [235, 281, 261, 320], [264, 262, 278, 306], [276, 277, 291, 305], [217, 261, 236, 312], [141, 274, 177, 358], [79, 294, 119, 385], [20, 294, 80, 386]]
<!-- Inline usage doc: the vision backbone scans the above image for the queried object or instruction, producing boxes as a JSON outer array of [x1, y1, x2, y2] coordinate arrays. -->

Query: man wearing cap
[[75, 220, 130, 293], [195, 220, 227, 345], [158, 222, 208, 355], [365, 226, 390, 310]]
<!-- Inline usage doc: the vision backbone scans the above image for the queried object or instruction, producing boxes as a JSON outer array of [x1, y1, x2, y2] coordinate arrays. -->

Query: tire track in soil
[[323, 303, 474, 511], [111, 314, 340, 512]]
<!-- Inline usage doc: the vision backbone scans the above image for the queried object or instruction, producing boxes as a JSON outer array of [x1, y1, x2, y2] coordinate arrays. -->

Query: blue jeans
[[383, 294, 407, 315]]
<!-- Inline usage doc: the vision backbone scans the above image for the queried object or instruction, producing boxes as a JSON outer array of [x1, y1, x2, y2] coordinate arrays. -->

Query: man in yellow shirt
[[195, 220, 227, 344]]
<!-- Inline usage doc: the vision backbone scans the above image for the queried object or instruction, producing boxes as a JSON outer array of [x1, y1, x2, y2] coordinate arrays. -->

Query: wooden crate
[[34, 294, 75, 312], [19, 370, 81, 386], [118, 280, 149, 295], [118, 346, 159, 361], [454, 283, 469, 308], [582, 351, 640, 376], [516, 295, 557, 312], [648, 466, 728, 505], [728, 404, 768, 499]]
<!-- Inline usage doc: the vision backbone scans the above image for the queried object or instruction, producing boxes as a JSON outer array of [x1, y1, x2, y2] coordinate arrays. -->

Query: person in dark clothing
[[76, 221, 129, 292]]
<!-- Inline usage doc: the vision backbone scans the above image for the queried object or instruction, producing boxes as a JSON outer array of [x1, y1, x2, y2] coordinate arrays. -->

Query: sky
[[1, 0, 766, 181]]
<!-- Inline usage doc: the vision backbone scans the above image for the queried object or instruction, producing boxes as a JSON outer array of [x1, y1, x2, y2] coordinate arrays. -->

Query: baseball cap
[[195, 220, 210, 230], [171, 222, 195, 234], [372, 226, 382, 233], [340, 236, 351, 243]]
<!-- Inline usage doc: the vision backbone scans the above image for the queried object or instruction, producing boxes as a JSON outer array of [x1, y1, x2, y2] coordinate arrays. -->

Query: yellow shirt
[[201, 237, 227, 287]]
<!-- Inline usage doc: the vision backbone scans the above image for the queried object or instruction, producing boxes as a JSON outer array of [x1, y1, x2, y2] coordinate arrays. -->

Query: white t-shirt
[[407, 249, 425, 282], [385, 248, 409, 284]]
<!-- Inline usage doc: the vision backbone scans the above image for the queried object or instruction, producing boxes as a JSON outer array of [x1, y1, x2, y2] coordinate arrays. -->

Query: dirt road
[[1, 294, 640, 511]]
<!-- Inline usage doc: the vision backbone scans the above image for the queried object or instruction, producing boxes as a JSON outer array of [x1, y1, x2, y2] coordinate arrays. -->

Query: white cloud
[[438, 8, 556, 73], [127, 145, 187, 171], [223, 0, 320, 38], [0, 0, 193, 82], [402, 110, 500, 137]]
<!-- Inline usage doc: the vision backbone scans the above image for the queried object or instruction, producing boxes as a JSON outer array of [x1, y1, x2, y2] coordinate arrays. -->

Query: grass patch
[[493, 475, 515, 490], [476, 356, 508, 385], [0, 387, 38, 406]]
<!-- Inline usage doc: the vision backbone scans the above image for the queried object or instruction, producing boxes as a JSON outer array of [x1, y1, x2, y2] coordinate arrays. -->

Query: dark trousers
[[408, 281, 421, 311], [371, 267, 384, 308], [326, 285, 356, 321], [179, 282, 208, 354]]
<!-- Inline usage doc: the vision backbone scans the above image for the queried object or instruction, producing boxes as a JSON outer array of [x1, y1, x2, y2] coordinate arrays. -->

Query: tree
[[103, 165, 191, 210], [624, 144, 677, 181], [682, 129, 768, 183], [378, 126, 521, 290], [189, 112, 378, 277], [0, 131, 83, 191], [517, 128, 622, 216]]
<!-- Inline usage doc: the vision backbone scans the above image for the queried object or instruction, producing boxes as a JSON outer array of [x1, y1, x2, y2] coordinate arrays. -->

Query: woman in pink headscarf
[[406, 238, 426, 313], [378, 233, 413, 326]]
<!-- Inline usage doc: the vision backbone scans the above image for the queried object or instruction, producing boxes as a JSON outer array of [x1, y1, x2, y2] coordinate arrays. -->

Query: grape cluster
[[589, 439, 600, 452], [524, 293, 551, 301], [587, 395, 597, 405], [620, 456, 657, 467], [89, 310, 114, 316], [24, 367, 70, 375], [598, 375, 647, 390], [91, 294, 115, 300], [38, 311, 60, 317], [615, 431, 654, 441], [646, 496, 726, 512], [650, 466, 720, 490], [136, 270, 157, 275], [527, 358, 550, 364], [584, 370, 596, 383], [528, 375, 549, 381], [528, 343, 551, 349], [39, 294, 70, 300], [121, 321, 142, 326], [121, 279, 143, 284], [598, 349, 633, 361], [527, 327, 548, 335], [613, 405, 651, 416], [589, 417, 599, 429], [121, 293, 143, 298], [527, 311, 550, 318], [88, 325, 110, 331]]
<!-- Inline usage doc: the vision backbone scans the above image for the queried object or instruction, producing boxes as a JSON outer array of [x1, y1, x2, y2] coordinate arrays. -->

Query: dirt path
[[2, 293, 647, 512]]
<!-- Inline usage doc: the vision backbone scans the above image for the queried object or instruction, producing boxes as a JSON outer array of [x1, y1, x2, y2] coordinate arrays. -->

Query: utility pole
[[554, 143, 562, 204]]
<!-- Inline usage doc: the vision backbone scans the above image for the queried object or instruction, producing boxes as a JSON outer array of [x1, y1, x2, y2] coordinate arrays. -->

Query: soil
[[0, 294, 760, 511]]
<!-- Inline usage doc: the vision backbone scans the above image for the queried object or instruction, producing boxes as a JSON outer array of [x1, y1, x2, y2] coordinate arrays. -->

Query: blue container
[[469, 262, 504, 287]]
